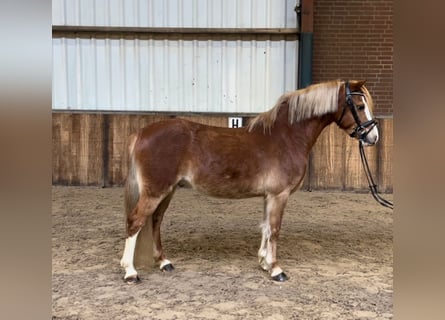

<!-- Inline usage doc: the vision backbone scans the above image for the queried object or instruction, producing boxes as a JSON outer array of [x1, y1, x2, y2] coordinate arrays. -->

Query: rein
[[359, 141, 394, 209]]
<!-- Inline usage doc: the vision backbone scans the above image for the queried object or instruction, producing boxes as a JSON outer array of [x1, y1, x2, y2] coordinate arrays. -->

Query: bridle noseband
[[337, 81, 378, 142]]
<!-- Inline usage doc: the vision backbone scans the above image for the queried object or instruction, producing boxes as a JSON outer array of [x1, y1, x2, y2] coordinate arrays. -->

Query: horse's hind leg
[[121, 194, 163, 283], [152, 191, 175, 272], [258, 191, 290, 282], [121, 229, 141, 283]]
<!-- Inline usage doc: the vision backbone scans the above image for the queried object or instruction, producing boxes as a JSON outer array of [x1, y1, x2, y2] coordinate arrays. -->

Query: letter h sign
[[228, 117, 243, 128]]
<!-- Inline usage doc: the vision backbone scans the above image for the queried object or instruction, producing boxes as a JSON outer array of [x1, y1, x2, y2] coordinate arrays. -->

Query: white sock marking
[[271, 266, 284, 277], [120, 230, 140, 279], [159, 259, 172, 270], [258, 221, 272, 270]]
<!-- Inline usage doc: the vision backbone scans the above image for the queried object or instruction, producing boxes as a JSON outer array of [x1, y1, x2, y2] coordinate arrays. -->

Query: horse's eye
[[357, 105, 365, 111]]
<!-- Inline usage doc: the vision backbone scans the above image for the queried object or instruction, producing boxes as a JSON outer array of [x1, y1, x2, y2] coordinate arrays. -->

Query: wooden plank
[[79, 114, 101, 185], [378, 118, 393, 193], [107, 114, 130, 187], [52, 113, 393, 190], [52, 113, 78, 184], [52, 113, 103, 185], [52, 25, 299, 38], [344, 131, 378, 191], [309, 125, 345, 189], [51, 113, 63, 184], [81, 114, 104, 185], [179, 114, 228, 127]]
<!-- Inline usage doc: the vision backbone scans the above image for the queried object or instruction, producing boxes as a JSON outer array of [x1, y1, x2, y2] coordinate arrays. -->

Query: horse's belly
[[185, 175, 264, 199]]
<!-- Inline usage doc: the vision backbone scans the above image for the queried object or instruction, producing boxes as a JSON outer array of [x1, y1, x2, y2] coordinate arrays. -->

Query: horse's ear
[[357, 80, 366, 87], [349, 80, 366, 90]]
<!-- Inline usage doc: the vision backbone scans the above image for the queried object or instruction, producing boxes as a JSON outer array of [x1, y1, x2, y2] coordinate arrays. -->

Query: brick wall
[[312, 0, 393, 116]]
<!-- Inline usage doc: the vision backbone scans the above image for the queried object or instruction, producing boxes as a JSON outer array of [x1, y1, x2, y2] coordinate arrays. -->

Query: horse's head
[[335, 80, 379, 146]]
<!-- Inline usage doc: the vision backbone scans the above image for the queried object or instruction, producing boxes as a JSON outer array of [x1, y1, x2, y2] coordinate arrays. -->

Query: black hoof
[[161, 263, 175, 272], [271, 272, 289, 282], [124, 275, 141, 284]]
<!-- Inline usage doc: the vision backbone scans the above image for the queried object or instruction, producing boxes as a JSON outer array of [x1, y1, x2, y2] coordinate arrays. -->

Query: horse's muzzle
[[351, 119, 379, 146]]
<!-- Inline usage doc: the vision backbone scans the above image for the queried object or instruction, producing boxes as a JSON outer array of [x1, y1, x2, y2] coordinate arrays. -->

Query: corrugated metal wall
[[52, 0, 297, 28], [52, 0, 299, 113]]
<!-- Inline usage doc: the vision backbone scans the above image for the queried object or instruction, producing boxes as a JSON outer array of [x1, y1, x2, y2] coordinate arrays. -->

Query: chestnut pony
[[120, 80, 379, 283]]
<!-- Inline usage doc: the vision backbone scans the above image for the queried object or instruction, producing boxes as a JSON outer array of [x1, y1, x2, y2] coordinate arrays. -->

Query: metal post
[[296, 0, 314, 89]]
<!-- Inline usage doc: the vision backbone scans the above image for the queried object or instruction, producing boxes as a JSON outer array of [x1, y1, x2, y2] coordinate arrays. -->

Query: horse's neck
[[276, 108, 335, 155], [295, 115, 334, 150]]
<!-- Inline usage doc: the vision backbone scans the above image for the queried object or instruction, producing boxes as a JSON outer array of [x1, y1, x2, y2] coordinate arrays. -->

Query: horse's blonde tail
[[124, 133, 140, 222], [124, 133, 154, 269]]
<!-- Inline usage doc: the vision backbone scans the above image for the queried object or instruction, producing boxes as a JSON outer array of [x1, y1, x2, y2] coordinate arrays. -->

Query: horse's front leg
[[258, 191, 289, 282]]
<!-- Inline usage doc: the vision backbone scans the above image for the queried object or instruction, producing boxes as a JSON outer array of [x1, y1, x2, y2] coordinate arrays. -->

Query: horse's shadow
[[161, 222, 390, 264]]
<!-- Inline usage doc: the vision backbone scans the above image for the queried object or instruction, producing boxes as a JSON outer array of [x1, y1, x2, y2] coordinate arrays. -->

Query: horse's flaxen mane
[[247, 80, 343, 133]]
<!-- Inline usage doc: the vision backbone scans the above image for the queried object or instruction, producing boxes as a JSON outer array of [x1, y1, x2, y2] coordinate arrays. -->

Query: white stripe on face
[[362, 97, 372, 120], [361, 96, 379, 145]]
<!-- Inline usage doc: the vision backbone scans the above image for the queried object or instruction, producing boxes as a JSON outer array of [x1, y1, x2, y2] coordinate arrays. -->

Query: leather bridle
[[336, 81, 393, 209], [337, 81, 378, 142]]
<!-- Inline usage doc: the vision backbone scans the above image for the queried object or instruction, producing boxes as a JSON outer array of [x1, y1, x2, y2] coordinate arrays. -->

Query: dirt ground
[[52, 186, 393, 320]]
